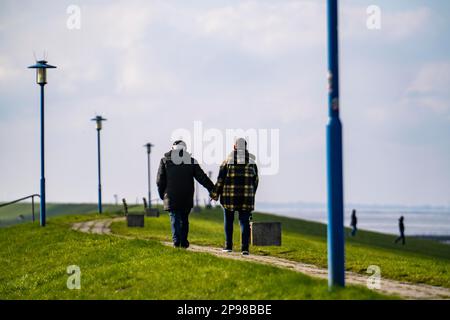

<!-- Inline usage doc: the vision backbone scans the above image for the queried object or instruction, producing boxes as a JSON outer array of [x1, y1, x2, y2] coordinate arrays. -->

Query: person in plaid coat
[[211, 138, 259, 255]]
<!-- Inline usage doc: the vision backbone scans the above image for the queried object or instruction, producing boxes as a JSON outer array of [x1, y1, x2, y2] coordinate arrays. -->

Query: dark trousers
[[395, 232, 405, 245], [169, 209, 191, 247], [224, 209, 251, 251], [351, 226, 357, 236]]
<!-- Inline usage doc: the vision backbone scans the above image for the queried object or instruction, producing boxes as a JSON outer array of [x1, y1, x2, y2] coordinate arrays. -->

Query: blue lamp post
[[28, 60, 57, 227], [144, 143, 154, 208], [91, 115, 107, 214], [326, 0, 345, 287]]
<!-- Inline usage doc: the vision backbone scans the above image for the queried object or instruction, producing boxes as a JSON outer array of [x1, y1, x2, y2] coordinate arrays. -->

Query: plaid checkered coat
[[212, 150, 259, 212]]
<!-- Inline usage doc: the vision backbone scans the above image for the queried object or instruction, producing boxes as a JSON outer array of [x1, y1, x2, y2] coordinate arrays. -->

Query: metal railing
[[0, 194, 40, 223]]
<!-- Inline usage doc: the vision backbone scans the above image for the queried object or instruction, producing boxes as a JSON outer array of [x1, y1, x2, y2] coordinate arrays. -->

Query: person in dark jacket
[[211, 138, 259, 255], [157, 140, 214, 248], [395, 216, 406, 245], [350, 209, 357, 237]]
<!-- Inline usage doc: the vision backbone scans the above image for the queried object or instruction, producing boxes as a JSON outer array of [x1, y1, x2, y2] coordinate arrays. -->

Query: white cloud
[[192, 1, 326, 55], [406, 62, 450, 113], [87, 2, 155, 49], [115, 48, 181, 94], [383, 7, 431, 39], [0, 55, 21, 83], [171, 2, 434, 56], [408, 62, 450, 94]]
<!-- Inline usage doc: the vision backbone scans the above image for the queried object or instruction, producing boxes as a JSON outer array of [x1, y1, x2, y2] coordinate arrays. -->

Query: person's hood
[[164, 149, 193, 164], [226, 150, 256, 165], [164, 150, 173, 159]]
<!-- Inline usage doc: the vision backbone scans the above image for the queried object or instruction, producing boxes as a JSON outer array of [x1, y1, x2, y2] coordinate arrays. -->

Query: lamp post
[[326, 0, 345, 288], [144, 143, 154, 208], [28, 60, 56, 227], [91, 115, 107, 214]]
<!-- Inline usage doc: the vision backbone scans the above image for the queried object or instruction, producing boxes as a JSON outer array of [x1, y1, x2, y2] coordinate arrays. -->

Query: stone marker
[[127, 214, 144, 227], [122, 198, 144, 227], [145, 208, 160, 217], [143, 197, 160, 217], [250, 222, 282, 246]]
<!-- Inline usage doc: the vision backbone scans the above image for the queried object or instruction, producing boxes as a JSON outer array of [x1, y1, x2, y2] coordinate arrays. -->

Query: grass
[[111, 206, 450, 288], [0, 210, 387, 300], [0, 202, 121, 226]]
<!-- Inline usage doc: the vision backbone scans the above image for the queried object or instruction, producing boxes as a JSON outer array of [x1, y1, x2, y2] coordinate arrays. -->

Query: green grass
[[0, 202, 122, 226], [111, 206, 450, 289], [0, 210, 386, 300]]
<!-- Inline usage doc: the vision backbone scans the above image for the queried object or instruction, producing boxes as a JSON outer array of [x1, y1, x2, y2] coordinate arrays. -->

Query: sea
[[256, 202, 450, 242]]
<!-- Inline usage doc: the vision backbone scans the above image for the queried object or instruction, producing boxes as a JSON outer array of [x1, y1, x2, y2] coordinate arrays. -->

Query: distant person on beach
[[395, 216, 406, 245], [211, 138, 259, 256], [156, 140, 214, 249], [350, 209, 357, 236]]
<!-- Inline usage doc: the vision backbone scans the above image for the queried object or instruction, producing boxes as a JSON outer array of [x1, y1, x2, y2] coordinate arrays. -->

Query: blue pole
[[326, 0, 345, 287], [40, 84, 46, 227], [147, 152, 151, 209], [97, 129, 102, 214]]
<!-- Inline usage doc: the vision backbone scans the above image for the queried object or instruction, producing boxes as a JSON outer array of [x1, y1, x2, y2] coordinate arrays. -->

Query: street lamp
[[326, 0, 345, 288], [91, 115, 107, 214], [143, 143, 154, 208], [28, 60, 57, 227]]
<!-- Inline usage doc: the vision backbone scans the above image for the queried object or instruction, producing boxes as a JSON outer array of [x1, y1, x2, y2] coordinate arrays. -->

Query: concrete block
[[127, 214, 144, 227], [251, 222, 281, 246], [145, 208, 160, 217]]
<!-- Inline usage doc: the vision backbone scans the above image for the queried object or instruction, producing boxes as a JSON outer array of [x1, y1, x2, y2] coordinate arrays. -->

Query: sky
[[0, 0, 449, 207]]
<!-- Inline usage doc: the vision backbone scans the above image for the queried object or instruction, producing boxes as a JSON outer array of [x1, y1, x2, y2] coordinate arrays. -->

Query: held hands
[[209, 191, 219, 202]]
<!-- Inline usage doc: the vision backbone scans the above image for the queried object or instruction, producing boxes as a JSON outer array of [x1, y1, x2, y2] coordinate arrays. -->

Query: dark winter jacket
[[156, 150, 214, 211], [351, 214, 357, 227], [399, 220, 405, 233], [211, 150, 259, 212]]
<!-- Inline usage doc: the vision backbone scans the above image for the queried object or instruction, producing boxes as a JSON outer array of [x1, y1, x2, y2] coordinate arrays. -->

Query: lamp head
[[144, 143, 154, 154], [91, 115, 107, 130], [28, 60, 57, 85]]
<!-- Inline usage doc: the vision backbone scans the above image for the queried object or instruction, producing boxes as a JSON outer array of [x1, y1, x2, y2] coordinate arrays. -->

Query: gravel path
[[72, 218, 450, 300]]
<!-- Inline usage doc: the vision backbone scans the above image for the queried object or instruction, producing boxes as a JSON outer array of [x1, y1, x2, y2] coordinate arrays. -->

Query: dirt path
[[72, 218, 450, 300]]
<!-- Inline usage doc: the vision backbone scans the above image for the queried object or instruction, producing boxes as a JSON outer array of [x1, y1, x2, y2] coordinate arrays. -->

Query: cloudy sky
[[0, 0, 449, 207]]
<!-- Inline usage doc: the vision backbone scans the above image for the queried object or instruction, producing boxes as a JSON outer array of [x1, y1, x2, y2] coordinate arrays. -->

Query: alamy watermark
[[366, 265, 381, 290], [366, 5, 381, 30], [67, 265, 81, 290], [171, 121, 279, 175], [66, 5, 81, 30]]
